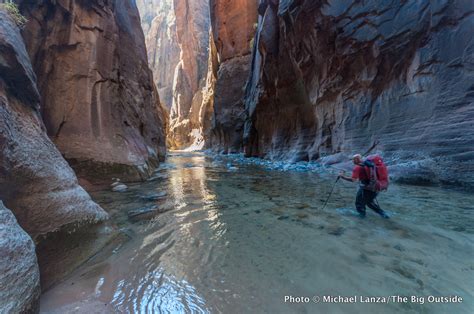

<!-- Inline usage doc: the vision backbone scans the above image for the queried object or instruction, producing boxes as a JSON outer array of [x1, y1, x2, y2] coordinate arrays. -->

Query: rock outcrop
[[1, 6, 111, 294], [244, 0, 474, 186], [209, 0, 258, 153], [0, 9, 107, 238], [0, 202, 40, 313], [167, 0, 211, 150], [137, 0, 180, 109], [19, 0, 167, 182], [138, 0, 212, 150]]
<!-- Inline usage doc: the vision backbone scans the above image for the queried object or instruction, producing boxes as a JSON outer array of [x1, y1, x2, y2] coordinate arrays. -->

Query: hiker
[[338, 154, 390, 218]]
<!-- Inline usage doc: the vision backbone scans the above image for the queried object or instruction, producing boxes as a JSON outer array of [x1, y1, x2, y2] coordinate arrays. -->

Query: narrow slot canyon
[[0, 0, 473, 313]]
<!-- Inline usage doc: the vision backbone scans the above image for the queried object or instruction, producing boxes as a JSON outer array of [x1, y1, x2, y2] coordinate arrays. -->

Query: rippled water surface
[[41, 152, 473, 313]]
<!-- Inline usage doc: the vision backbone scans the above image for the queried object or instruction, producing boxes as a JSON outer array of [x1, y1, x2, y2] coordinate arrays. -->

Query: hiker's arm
[[338, 171, 357, 182]]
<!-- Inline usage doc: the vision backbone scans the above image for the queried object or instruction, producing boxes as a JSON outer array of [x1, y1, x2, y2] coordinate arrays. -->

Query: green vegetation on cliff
[[0, 1, 27, 28]]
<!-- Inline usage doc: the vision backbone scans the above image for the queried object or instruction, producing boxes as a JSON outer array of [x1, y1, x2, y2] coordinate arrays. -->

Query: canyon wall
[[209, 0, 259, 153], [243, 0, 474, 186], [0, 202, 40, 313], [137, 0, 180, 109], [168, 0, 211, 149], [138, 0, 212, 150], [18, 0, 167, 182], [0, 9, 107, 239], [0, 9, 107, 310]]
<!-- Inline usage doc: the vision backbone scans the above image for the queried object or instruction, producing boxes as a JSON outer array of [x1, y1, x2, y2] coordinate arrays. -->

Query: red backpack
[[363, 155, 389, 192]]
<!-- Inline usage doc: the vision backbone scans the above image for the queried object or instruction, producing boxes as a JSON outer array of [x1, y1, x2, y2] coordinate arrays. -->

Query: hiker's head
[[351, 154, 362, 165]]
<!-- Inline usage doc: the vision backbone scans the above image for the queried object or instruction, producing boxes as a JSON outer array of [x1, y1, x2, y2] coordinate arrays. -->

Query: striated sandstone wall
[[0, 9, 107, 310], [137, 0, 180, 109], [138, 0, 212, 150], [244, 0, 474, 186], [209, 0, 258, 153], [0, 202, 40, 313], [19, 0, 167, 182], [0, 9, 107, 239], [168, 0, 211, 149]]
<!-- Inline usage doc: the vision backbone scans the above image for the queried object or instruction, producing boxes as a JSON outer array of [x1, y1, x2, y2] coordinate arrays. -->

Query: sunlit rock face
[[138, 0, 212, 150], [209, 0, 258, 153], [137, 0, 180, 110], [169, 0, 212, 149], [18, 0, 167, 182], [244, 0, 474, 186]]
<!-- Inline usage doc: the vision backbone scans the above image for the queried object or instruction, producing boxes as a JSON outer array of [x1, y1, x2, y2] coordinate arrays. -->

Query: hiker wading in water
[[339, 154, 390, 219]]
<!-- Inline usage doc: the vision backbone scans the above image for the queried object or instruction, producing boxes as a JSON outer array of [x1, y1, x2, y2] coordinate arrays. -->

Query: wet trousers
[[355, 188, 387, 217]]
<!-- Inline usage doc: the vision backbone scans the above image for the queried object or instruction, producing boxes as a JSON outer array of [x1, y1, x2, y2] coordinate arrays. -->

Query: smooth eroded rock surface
[[0, 202, 40, 314], [19, 0, 167, 182], [209, 0, 258, 153], [0, 9, 108, 237], [244, 0, 474, 186], [138, 0, 213, 150], [137, 0, 180, 109]]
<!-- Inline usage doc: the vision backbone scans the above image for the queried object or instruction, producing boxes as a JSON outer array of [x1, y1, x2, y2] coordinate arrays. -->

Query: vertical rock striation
[[209, 0, 258, 153], [0, 9, 107, 239], [244, 0, 474, 186], [137, 0, 180, 110], [1, 8, 107, 307], [19, 0, 167, 182], [138, 0, 212, 150], [168, 0, 211, 149]]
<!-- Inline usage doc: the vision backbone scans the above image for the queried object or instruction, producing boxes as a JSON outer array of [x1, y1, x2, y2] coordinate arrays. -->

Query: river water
[[40, 152, 473, 313]]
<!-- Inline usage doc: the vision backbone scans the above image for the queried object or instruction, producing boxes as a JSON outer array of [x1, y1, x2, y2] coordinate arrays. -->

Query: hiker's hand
[[338, 171, 345, 178]]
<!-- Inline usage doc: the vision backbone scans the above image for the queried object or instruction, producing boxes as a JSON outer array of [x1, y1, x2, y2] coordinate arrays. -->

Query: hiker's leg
[[355, 188, 366, 217], [365, 190, 389, 218]]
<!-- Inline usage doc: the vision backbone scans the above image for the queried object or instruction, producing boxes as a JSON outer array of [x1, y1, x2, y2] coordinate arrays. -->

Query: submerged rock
[[139, 191, 167, 201], [127, 204, 173, 222], [112, 184, 128, 193], [35, 221, 116, 291], [0, 202, 40, 313]]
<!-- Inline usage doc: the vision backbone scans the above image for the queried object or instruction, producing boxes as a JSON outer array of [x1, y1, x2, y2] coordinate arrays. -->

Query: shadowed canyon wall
[[0, 8, 107, 241], [0, 9, 108, 311], [242, 0, 474, 186], [1, 0, 171, 310], [138, 0, 213, 150], [209, 0, 258, 153], [19, 0, 167, 182]]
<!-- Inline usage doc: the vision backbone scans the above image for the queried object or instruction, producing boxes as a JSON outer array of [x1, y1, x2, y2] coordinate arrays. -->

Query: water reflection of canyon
[[41, 152, 474, 314]]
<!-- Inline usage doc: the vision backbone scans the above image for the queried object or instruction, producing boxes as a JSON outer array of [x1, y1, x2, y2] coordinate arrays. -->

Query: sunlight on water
[[40, 152, 474, 314]]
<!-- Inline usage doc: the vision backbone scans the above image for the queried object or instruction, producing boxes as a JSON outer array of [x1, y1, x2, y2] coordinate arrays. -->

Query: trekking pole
[[321, 177, 340, 211]]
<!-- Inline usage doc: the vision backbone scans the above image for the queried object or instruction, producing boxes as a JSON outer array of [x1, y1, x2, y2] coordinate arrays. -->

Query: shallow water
[[41, 152, 473, 313]]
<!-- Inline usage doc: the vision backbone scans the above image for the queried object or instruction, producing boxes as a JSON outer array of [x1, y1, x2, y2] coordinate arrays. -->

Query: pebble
[[112, 183, 128, 192], [213, 152, 323, 173]]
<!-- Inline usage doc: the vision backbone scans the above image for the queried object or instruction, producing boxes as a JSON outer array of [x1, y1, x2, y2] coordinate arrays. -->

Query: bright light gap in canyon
[[0, 1, 473, 313]]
